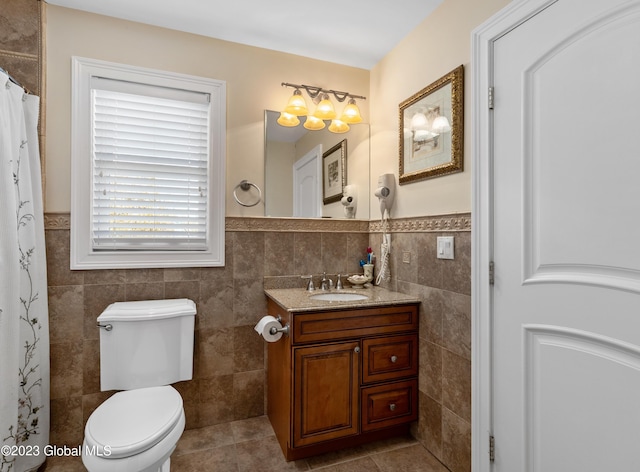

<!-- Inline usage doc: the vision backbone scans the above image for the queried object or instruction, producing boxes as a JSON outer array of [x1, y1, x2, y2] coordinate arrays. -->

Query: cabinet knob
[[390, 355, 398, 363], [389, 403, 396, 411], [354, 346, 360, 354]]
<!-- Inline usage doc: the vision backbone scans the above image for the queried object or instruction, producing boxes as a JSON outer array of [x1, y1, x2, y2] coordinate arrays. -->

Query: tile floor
[[43, 416, 449, 472]]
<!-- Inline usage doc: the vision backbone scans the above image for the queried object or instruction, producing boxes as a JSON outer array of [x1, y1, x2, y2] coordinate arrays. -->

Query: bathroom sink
[[309, 292, 369, 302]]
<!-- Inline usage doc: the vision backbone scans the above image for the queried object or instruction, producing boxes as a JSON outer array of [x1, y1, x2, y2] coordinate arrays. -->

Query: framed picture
[[399, 65, 464, 184], [322, 139, 347, 205]]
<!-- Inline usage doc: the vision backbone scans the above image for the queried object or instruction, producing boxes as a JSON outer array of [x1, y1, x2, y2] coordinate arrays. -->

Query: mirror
[[264, 110, 370, 219]]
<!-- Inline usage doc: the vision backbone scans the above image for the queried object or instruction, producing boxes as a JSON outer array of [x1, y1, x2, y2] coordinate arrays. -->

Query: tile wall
[[45, 214, 471, 472], [44, 215, 370, 446], [370, 215, 472, 472]]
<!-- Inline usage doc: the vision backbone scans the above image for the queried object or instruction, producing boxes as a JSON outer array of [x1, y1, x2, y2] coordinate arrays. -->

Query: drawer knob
[[354, 346, 360, 354], [389, 403, 396, 411], [390, 355, 398, 363]]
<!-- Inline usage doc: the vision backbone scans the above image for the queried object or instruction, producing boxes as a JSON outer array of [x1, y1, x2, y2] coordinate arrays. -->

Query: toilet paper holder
[[270, 315, 290, 337]]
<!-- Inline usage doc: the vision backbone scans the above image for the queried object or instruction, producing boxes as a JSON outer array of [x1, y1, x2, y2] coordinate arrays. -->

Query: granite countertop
[[264, 286, 420, 313]]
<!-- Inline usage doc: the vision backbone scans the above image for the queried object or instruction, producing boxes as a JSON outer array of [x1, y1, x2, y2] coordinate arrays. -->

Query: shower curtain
[[0, 71, 50, 472]]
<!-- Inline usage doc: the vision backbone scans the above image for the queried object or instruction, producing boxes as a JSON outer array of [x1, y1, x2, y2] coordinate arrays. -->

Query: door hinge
[[489, 435, 495, 462], [488, 86, 494, 109], [489, 261, 495, 285]]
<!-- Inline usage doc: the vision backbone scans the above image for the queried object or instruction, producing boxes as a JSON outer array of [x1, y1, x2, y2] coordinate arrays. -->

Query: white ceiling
[[45, 0, 443, 70]]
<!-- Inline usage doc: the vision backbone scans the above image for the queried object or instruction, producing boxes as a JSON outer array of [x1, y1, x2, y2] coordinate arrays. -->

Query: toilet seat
[[84, 385, 183, 459]]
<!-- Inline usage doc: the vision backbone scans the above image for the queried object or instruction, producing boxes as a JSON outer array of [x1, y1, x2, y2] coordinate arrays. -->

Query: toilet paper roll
[[254, 315, 283, 342]]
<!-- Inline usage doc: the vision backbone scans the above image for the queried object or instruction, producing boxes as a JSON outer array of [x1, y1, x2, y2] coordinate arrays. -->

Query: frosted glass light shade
[[432, 115, 451, 133], [284, 89, 308, 116], [304, 115, 325, 130], [313, 94, 337, 120], [328, 119, 350, 134], [340, 98, 362, 124], [410, 112, 429, 130], [277, 112, 300, 127]]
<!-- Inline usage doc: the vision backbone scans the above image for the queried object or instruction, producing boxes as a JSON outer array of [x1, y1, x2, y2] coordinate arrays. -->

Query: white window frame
[[71, 57, 226, 269]]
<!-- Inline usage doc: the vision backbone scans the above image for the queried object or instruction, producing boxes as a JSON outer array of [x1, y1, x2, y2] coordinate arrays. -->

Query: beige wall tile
[[264, 232, 295, 276], [48, 285, 83, 343], [233, 370, 264, 420], [199, 375, 235, 427], [49, 342, 83, 400], [442, 408, 471, 472], [233, 325, 264, 373], [0, 0, 39, 56], [441, 350, 471, 423], [49, 397, 83, 446]]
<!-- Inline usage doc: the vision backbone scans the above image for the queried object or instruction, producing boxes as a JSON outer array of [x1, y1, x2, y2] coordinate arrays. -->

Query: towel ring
[[233, 180, 262, 207]]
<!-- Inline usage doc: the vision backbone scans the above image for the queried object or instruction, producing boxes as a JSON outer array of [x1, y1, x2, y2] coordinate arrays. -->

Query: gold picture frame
[[322, 139, 347, 205], [399, 65, 464, 184]]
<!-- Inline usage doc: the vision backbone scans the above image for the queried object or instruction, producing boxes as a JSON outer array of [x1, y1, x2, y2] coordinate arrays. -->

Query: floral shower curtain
[[0, 71, 50, 472]]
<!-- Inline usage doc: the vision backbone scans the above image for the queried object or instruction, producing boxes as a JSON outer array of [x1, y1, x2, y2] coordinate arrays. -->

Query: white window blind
[[91, 82, 210, 251]]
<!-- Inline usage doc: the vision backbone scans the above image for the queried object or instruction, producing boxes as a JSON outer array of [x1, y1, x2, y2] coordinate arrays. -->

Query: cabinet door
[[293, 341, 360, 447]]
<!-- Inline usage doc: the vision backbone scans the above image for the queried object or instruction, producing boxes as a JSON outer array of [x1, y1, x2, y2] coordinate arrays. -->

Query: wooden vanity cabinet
[[267, 298, 419, 461]]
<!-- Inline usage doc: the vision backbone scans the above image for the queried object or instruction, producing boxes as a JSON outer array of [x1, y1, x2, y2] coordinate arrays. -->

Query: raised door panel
[[362, 334, 418, 384], [293, 341, 360, 447], [361, 379, 418, 432]]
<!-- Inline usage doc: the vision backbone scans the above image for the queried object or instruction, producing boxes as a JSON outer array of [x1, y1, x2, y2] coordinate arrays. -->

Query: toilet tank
[[97, 298, 196, 391]]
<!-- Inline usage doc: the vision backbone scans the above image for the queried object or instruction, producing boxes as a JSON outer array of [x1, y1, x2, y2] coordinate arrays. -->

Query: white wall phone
[[374, 174, 395, 284]]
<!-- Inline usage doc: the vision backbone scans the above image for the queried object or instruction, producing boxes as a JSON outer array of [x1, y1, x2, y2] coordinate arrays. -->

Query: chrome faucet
[[301, 275, 315, 291], [320, 272, 333, 290], [336, 274, 343, 290]]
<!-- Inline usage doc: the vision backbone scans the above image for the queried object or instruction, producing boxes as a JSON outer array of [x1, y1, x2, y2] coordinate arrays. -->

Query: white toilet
[[82, 298, 196, 472]]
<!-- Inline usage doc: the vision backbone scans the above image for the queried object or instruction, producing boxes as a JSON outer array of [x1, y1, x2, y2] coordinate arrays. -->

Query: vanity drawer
[[292, 304, 418, 344], [362, 334, 418, 384], [361, 379, 418, 432]]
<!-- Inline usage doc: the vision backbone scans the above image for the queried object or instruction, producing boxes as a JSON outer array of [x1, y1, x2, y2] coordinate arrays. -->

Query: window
[[71, 57, 226, 269]]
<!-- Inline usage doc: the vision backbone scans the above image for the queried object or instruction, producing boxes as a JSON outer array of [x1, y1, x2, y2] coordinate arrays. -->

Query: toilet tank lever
[[97, 322, 113, 331]]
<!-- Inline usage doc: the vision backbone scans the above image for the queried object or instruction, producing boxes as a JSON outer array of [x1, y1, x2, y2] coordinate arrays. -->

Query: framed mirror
[[264, 110, 370, 219], [399, 65, 464, 184]]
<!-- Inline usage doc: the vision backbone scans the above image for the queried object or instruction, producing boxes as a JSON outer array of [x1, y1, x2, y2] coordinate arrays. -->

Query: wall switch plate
[[437, 236, 454, 260], [402, 251, 411, 264]]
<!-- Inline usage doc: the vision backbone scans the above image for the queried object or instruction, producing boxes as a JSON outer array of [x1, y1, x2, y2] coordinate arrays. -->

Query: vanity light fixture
[[280, 82, 366, 133], [328, 119, 350, 134], [313, 93, 337, 120], [277, 111, 300, 127], [340, 98, 363, 124], [304, 115, 326, 131], [284, 89, 308, 116]]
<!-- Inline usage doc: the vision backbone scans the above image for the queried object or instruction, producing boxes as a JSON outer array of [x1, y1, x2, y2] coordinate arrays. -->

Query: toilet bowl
[[81, 299, 196, 472], [83, 386, 185, 472]]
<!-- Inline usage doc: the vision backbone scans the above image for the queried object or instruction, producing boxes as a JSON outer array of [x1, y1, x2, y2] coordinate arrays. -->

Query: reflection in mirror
[[264, 110, 370, 219]]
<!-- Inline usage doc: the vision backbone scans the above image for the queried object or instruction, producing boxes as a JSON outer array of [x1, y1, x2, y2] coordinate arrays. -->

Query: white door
[[293, 145, 322, 217], [474, 1, 640, 471]]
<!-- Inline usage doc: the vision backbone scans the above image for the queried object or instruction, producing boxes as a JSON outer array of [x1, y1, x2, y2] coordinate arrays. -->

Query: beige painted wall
[[369, 0, 510, 218], [45, 0, 509, 220], [44, 4, 369, 216]]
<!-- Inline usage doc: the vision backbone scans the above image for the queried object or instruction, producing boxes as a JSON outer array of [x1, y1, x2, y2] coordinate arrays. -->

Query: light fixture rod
[[281, 82, 366, 102]]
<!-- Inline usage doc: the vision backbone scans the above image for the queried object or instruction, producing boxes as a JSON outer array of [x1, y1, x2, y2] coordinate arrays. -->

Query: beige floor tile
[[236, 436, 309, 471], [230, 415, 276, 443], [371, 444, 449, 472], [172, 444, 238, 472], [174, 422, 235, 456], [313, 456, 381, 472]]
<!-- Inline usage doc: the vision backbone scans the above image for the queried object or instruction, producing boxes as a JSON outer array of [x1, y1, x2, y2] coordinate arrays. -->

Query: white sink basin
[[309, 292, 369, 302]]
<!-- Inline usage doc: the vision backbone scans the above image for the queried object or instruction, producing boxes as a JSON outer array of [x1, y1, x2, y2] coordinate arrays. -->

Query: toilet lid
[[85, 385, 183, 459]]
